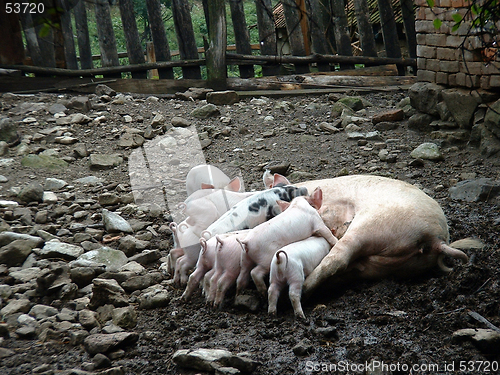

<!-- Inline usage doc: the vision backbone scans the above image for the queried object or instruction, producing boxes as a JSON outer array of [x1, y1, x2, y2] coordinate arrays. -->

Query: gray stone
[[67, 96, 91, 112], [73, 143, 89, 158], [121, 272, 164, 292], [70, 113, 92, 124], [128, 249, 162, 265], [21, 154, 68, 170], [408, 113, 435, 131], [37, 240, 84, 260], [102, 209, 133, 233], [89, 278, 129, 309], [118, 235, 149, 257], [117, 133, 144, 148], [138, 287, 170, 309], [318, 122, 340, 134], [409, 82, 443, 116], [171, 116, 191, 127], [70, 267, 100, 287], [79, 309, 99, 330], [378, 149, 397, 163], [0, 298, 32, 316], [206, 91, 240, 105], [191, 104, 221, 119], [176, 87, 213, 100], [95, 84, 116, 96], [449, 178, 500, 202], [75, 175, 103, 186], [76, 247, 128, 272], [173, 348, 233, 372], [0, 117, 19, 144], [29, 304, 59, 320], [442, 88, 480, 129], [0, 141, 9, 156], [18, 182, 44, 203], [452, 328, 500, 354], [484, 98, 500, 140], [410, 142, 443, 161], [16, 325, 37, 339], [112, 306, 137, 329], [292, 338, 314, 356], [48, 103, 67, 114], [0, 239, 34, 266], [44, 177, 67, 191], [118, 261, 145, 274], [474, 124, 500, 157], [99, 193, 121, 206], [338, 96, 364, 111], [83, 332, 139, 355], [374, 121, 399, 131], [9, 267, 41, 283], [89, 154, 123, 170], [234, 294, 260, 312]]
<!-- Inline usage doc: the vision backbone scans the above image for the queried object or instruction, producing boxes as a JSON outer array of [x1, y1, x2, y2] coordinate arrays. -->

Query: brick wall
[[415, 0, 500, 89]]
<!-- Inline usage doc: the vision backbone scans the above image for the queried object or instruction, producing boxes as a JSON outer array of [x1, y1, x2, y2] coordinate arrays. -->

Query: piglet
[[181, 237, 218, 301], [206, 230, 250, 308], [186, 165, 243, 196], [172, 221, 204, 286], [166, 222, 184, 276], [237, 188, 338, 296], [268, 237, 330, 319]]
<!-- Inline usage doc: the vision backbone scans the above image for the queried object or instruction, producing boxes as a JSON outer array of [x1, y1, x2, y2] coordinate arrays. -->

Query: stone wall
[[415, 0, 500, 89]]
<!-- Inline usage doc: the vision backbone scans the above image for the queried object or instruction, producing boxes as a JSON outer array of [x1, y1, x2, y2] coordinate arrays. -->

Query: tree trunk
[[74, 0, 93, 69], [172, 0, 202, 79], [119, 0, 147, 78], [331, 0, 354, 70], [255, 0, 279, 76], [145, 0, 174, 79], [206, 0, 227, 89], [353, 0, 378, 58], [229, 0, 254, 78]]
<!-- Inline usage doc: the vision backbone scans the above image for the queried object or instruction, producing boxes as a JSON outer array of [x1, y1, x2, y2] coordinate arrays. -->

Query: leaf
[[39, 24, 51, 38], [452, 13, 463, 23], [451, 23, 461, 32], [426, 0, 435, 7], [433, 18, 443, 29]]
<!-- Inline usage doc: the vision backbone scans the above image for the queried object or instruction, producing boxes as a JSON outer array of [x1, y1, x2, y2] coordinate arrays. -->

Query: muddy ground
[[0, 88, 499, 374]]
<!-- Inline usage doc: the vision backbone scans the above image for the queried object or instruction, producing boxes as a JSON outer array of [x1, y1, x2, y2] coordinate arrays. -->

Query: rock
[[172, 348, 233, 372], [79, 309, 99, 330], [452, 328, 500, 354], [442, 88, 479, 129], [70, 113, 92, 124], [118, 261, 145, 274], [18, 182, 44, 203], [118, 235, 149, 256], [408, 113, 435, 131], [48, 103, 68, 114], [102, 209, 133, 233], [0, 348, 15, 359], [89, 278, 129, 309], [29, 304, 59, 319], [449, 237, 485, 250], [409, 82, 443, 116], [410, 142, 443, 161], [121, 272, 164, 292], [171, 116, 191, 127], [117, 133, 144, 148], [73, 143, 89, 158], [89, 154, 123, 170], [21, 154, 68, 169], [76, 247, 128, 272], [37, 240, 84, 260], [449, 178, 500, 202], [191, 104, 221, 119], [75, 175, 103, 186], [70, 267, 101, 287], [250, 98, 268, 106], [43, 191, 58, 203], [292, 339, 314, 356], [9, 267, 41, 283], [95, 84, 116, 96], [372, 109, 405, 124], [484, 98, 500, 141], [374, 121, 399, 131], [287, 170, 315, 182], [338, 96, 364, 111], [112, 306, 137, 329], [138, 287, 170, 309], [0, 298, 32, 316], [67, 96, 91, 112], [176, 87, 213, 100], [476, 124, 500, 157], [44, 177, 67, 191], [234, 294, 260, 312], [0, 239, 35, 266], [378, 149, 397, 163], [0, 117, 19, 145], [0, 141, 9, 156], [206, 91, 240, 105], [98, 192, 120, 206], [93, 353, 112, 369], [84, 332, 139, 355], [128, 249, 162, 265], [318, 122, 340, 134]]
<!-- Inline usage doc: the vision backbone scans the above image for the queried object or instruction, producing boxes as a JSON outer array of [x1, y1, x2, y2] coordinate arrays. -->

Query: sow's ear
[[307, 187, 323, 210]]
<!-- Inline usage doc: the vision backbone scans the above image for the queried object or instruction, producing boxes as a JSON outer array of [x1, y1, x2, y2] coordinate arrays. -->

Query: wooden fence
[[0, 0, 417, 93]]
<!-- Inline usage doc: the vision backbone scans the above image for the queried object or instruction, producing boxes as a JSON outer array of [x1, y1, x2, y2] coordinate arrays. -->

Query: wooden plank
[[307, 0, 331, 71], [35, 12, 57, 68], [255, 0, 280, 76], [59, 0, 78, 70], [19, 13, 44, 67], [206, 0, 227, 89], [229, 0, 254, 78], [73, 0, 93, 69], [377, 0, 404, 74], [94, 0, 120, 77], [145, 0, 174, 79], [282, 0, 309, 73], [353, 0, 378, 58], [319, 0, 336, 55], [331, 0, 354, 70], [118, 0, 147, 79]]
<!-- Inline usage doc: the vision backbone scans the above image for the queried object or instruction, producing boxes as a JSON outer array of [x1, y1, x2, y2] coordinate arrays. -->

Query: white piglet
[[268, 237, 331, 319], [237, 188, 338, 296]]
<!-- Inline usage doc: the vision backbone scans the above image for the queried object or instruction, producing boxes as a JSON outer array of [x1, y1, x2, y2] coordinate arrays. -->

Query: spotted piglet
[[268, 237, 331, 319]]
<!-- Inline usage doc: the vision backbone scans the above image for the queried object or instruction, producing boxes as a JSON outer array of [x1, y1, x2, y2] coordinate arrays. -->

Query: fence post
[[331, 0, 354, 70], [282, 0, 309, 73], [255, 0, 280, 76], [119, 0, 147, 79], [59, 0, 78, 70], [206, 0, 227, 89], [353, 0, 378, 58], [74, 0, 93, 70], [401, 0, 417, 60], [229, 0, 254, 78], [0, 5, 24, 65], [19, 13, 44, 67], [377, 0, 404, 74], [94, 0, 120, 77], [307, 0, 331, 71], [172, 0, 202, 79], [145, 0, 174, 79]]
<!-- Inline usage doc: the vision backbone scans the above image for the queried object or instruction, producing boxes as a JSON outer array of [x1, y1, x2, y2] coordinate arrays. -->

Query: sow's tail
[[437, 243, 469, 273]]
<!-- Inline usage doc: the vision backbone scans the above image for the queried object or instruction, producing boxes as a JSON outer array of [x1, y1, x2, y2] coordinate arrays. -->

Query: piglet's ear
[[276, 200, 291, 212], [201, 183, 215, 189], [273, 173, 290, 187], [262, 170, 274, 189], [225, 176, 242, 192], [307, 187, 323, 210]]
